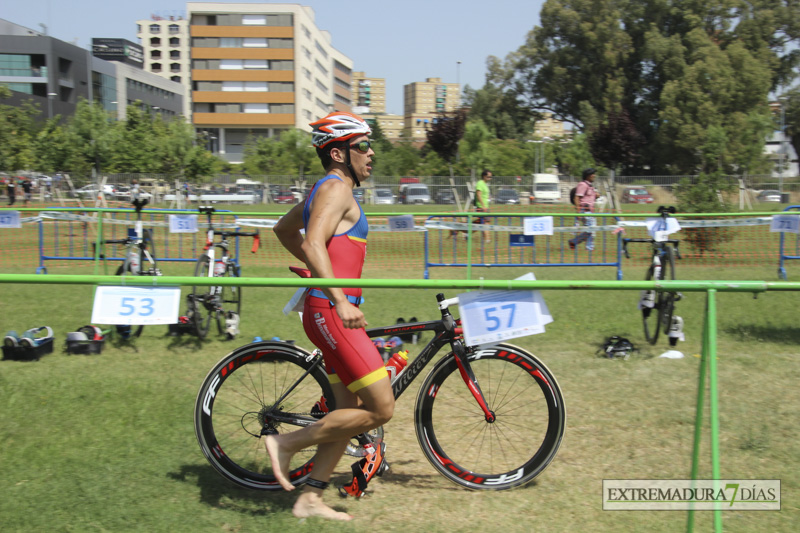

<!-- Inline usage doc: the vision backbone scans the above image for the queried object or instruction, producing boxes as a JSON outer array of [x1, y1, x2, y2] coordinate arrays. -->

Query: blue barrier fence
[[777, 205, 800, 279]]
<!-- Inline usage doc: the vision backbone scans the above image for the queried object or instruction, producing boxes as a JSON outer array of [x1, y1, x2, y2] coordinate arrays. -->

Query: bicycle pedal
[[674, 292, 683, 301]]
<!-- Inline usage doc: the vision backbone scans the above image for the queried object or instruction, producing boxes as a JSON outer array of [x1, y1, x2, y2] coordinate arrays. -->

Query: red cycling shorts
[[302, 295, 387, 393]]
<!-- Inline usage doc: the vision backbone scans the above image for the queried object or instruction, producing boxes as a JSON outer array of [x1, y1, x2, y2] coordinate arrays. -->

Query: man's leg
[[290, 381, 360, 520], [264, 376, 394, 491]]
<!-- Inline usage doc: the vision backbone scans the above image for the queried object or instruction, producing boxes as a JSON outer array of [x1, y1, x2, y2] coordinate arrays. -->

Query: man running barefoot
[[271, 112, 394, 520]]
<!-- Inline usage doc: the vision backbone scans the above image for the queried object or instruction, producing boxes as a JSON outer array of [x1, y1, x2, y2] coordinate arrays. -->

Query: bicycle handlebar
[[622, 237, 681, 259]]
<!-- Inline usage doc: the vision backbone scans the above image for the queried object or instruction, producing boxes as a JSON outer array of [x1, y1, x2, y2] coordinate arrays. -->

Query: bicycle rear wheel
[[216, 261, 242, 335], [642, 261, 660, 344], [656, 247, 676, 340], [191, 255, 214, 338], [114, 261, 145, 338], [194, 341, 334, 490], [139, 229, 158, 274], [414, 343, 566, 491]]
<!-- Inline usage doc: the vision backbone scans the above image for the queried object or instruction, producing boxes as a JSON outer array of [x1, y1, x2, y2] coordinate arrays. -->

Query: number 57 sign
[[458, 282, 552, 346]]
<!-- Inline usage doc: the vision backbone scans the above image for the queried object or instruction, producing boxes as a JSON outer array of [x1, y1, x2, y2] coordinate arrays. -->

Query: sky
[[2, 0, 545, 115]]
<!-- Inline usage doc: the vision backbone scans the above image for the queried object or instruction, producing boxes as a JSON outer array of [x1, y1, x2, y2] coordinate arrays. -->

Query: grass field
[[0, 258, 798, 532]]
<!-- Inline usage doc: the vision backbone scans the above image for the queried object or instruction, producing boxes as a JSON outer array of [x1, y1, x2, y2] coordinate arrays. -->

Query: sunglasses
[[349, 140, 372, 153]]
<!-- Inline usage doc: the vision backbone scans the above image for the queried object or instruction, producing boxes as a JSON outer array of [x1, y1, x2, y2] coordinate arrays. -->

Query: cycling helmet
[[310, 112, 371, 149]]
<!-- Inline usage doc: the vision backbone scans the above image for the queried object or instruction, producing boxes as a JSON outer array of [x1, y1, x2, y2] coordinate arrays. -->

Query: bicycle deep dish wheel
[[414, 343, 566, 490], [642, 246, 675, 345], [194, 341, 334, 490]]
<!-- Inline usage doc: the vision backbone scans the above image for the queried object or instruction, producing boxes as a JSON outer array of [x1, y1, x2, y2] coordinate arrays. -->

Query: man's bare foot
[[263, 434, 295, 491], [293, 491, 352, 521]]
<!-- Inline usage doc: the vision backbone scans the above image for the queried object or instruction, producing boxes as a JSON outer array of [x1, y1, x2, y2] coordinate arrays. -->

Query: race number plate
[[523, 216, 554, 235], [91, 286, 181, 325], [770, 215, 800, 233], [169, 214, 198, 233], [387, 214, 415, 231], [0, 211, 21, 229], [459, 290, 547, 345]]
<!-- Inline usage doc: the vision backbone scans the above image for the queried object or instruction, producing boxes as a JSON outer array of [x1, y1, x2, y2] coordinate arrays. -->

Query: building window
[[314, 41, 328, 58], [171, 75, 181, 83], [170, 50, 180, 59], [169, 37, 180, 47], [244, 103, 269, 113], [242, 14, 266, 25], [315, 60, 328, 76], [149, 24, 161, 33], [168, 24, 180, 34], [151, 62, 162, 72], [151, 50, 161, 59], [170, 63, 181, 72], [243, 38, 268, 48], [150, 37, 161, 46]]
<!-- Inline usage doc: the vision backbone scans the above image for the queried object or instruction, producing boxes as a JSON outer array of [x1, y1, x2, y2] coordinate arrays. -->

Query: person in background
[[7, 177, 17, 206], [474, 170, 493, 243], [568, 168, 598, 251], [22, 178, 32, 206]]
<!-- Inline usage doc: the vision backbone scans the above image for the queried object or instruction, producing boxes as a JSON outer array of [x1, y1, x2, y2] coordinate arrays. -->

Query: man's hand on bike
[[335, 301, 367, 329]]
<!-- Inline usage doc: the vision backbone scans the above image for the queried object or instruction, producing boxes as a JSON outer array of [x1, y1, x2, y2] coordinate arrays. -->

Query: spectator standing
[[474, 169, 493, 243], [568, 168, 599, 251], [7, 177, 17, 206], [22, 178, 32, 206]]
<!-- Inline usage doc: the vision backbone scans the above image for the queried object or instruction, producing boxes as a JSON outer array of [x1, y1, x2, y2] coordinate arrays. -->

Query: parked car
[[434, 188, 456, 204], [495, 188, 520, 205], [113, 186, 152, 201], [373, 187, 395, 205], [353, 188, 365, 203], [73, 184, 116, 199], [621, 187, 654, 204], [400, 184, 431, 204], [756, 190, 782, 202], [271, 188, 295, 204]]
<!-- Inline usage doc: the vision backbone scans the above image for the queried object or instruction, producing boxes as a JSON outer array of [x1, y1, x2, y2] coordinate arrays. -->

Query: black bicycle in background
[[187, 206, 259, 338], [623, 206, 683, 345]]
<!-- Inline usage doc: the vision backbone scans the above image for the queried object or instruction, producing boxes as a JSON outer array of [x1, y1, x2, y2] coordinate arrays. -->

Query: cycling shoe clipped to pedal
[[338, 441, 389, 498]]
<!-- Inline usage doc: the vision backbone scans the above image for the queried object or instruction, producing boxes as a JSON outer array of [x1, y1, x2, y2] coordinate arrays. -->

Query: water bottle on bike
[[385, 350, 409, 383], [213, 260, 226, 276]]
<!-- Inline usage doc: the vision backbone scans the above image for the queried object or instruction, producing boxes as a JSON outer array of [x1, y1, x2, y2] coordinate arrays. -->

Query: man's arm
[[273, 202, 307, 262]]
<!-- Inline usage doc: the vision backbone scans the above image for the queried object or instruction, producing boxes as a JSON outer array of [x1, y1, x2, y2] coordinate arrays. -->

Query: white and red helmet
[[310, 112, 371, 149]]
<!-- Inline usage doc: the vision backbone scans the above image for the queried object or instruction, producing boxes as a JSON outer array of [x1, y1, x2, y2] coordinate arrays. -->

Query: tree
[[588, 109, 644, 172], [460, 119, 493, 175], [783, 89, 800, 166], [501, 0, 796, 175], [0, 85, 40, 172], [426, 109, 467, 164], [69, 98, 115, 175]]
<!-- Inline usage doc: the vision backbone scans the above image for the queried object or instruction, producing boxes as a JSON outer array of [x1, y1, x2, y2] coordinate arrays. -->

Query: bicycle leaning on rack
[[187, 206, 260, 338], [95, 198, 160, 338], [622, 205, 684, 346], [194, 289, 566, 492]]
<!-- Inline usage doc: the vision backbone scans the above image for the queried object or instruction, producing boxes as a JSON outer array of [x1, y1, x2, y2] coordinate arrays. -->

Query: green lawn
[[0, 261, 798, 532]]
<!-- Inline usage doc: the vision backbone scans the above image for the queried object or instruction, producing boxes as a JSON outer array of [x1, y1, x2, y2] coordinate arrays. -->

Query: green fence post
[[687, 293, 710, 533], [466, 212, 473, 280], [706, 289, 723, 532]]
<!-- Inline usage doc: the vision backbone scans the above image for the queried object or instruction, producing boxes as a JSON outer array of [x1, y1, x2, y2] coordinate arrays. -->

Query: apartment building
[[403, 77, 460, 144], [532, 112, 569, 139], [136, 15, 192, 118], [185, 2, 353, 163], [352, 71, 386, 114], [362, 113, 404, 142]]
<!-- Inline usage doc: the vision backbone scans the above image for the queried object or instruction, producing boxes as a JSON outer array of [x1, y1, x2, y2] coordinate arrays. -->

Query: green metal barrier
[[0, 273, 795, 532]]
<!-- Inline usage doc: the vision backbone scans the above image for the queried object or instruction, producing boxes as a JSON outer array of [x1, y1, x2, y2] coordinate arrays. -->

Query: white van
[[532, 174, 561, 203]]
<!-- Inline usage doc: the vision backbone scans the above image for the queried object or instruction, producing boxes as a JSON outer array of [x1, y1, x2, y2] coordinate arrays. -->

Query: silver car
[[756, 190, 782, 202], [403, 184, 431, 204], [373, 187, 395, 204]]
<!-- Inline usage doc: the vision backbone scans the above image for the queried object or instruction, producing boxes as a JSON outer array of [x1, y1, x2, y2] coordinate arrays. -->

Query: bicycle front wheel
[[194, 341, 334, 490], [216, 261, 242, 335], [191, 255, 213, 338], [414, 343, 566, 491]]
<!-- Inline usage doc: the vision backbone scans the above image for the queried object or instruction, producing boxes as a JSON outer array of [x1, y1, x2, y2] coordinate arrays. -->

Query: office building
[[136, 15, 192, 118], [403, 77, 460, 144], [0, 18, 184, 123], [186, 2, 353, 163], [352, 71, 386, 114]]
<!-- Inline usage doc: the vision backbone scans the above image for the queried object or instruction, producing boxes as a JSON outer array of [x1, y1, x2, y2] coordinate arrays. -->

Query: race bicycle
[[194, 290, 566, 492], [187, 206, 259, 338], [622, 206, 683, 345], [94, 198, 160, 338]]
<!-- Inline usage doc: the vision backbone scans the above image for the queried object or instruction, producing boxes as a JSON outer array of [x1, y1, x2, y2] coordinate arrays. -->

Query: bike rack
[[777, 205, 800, 280], [34, 207, 241, 274], [423, 213, 624, 280]]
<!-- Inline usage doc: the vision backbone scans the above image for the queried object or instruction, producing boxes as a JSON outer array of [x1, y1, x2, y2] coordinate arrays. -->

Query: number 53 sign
[[458, 279, 552, 346], [91, 286, 181, 325]]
